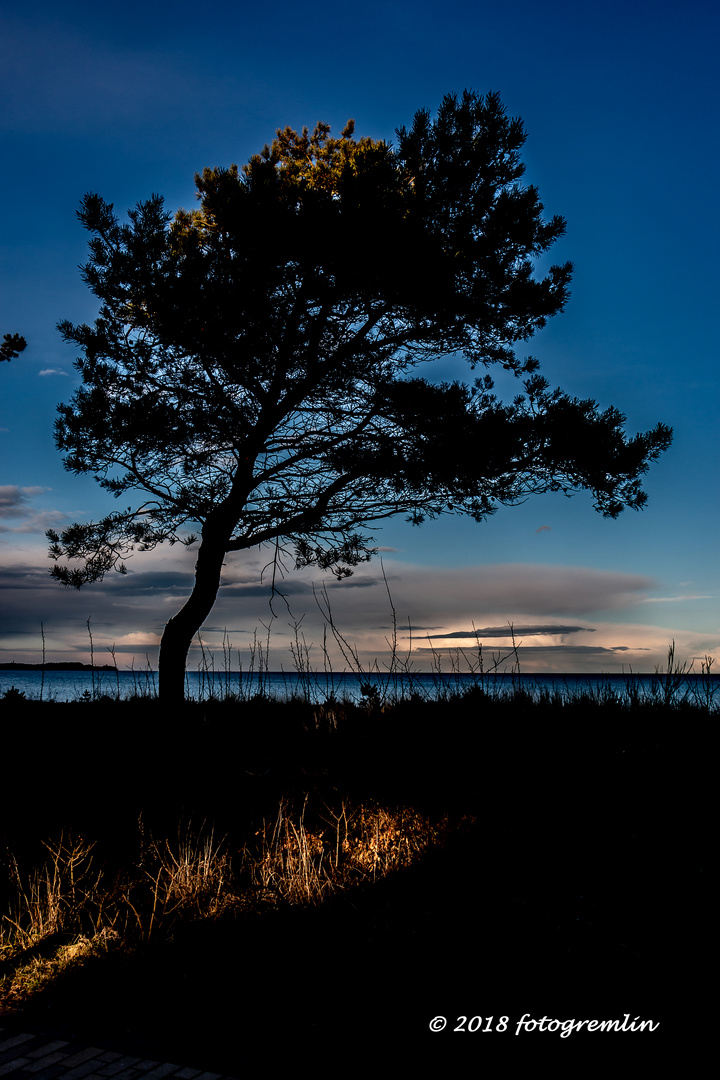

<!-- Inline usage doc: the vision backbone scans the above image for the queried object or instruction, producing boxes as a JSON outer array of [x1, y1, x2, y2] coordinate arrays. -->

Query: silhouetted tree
[[1, 333, 27, 362], [47, 91, 672, 703]]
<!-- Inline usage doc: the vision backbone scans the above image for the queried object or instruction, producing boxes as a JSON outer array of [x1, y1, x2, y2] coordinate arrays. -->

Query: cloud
[[2, 548, 706, 674], [0, 513, 68, 535], [639, 595, 715, 603], [38, 368, 69, 377], [105, 570, 195, 596], [0, 486, 67, 534], [366, 563, 655, 620], [0, 564, 52, 589], [414, 644, 618, 655], [0, 486, 48, 517], [508, 645, 620, 654], [113, 632, 162, 647], [424, 624, 595, 639]]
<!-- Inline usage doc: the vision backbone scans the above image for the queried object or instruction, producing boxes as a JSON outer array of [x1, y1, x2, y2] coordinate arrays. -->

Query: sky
[[1, 0, 718, 675]]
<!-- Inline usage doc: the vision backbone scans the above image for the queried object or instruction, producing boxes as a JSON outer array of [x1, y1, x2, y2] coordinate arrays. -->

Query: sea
[[1, 668, 717, 707]]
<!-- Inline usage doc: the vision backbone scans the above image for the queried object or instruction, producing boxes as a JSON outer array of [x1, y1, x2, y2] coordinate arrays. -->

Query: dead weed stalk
[[247, 799, 447, 904]]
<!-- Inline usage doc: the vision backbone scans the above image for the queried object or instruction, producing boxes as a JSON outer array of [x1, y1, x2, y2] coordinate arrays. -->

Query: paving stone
[[0, 1058, 33, 1076], [60, 1049, 105, 1068], [102, 1058, 143, 1070], [34, 1066, 73, 1079], [61, 1061, 111, 1080], [0, 1033, 240, 1080], [78, 1075, 126, 1080], [0, 1043, 40, 1066], [0, 1033, 36, 1052], [94, 1062, 141, 1077], [27, 1041, 70, 1058], [25, 1051, 72, 1072]]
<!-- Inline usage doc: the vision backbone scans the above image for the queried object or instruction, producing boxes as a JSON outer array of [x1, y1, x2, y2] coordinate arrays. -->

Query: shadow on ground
[[0, 693, 710, 1069]]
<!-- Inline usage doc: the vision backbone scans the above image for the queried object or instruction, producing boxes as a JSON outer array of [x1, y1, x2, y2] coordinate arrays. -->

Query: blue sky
[[1, 0, 718, 673]]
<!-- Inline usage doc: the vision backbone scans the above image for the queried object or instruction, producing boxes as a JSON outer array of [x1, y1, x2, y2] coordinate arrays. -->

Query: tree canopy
[[47, 90, 672, 701], [1, 333, 27, 362]]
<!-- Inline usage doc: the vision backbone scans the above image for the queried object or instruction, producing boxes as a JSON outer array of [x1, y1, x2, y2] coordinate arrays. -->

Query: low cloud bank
[[0, 549, 715, 672]]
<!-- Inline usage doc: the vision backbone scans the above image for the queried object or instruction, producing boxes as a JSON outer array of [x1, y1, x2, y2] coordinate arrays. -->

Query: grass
[[0, 659, 714, 1067], [4, 603, 718, 714], [1, 801, 454, 1014]]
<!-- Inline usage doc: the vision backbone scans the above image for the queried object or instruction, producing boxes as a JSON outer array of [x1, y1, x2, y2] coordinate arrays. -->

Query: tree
[[1, 333, 27, 362], [47, 90, 672, 703]]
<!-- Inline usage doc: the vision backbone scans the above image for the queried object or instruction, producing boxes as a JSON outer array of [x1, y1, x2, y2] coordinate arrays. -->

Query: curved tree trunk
[[158, 464, 255, 704], [158, 535, 228, 705]]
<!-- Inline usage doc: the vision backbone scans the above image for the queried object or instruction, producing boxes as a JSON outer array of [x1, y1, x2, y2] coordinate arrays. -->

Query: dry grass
[[123, 821, 233, 941], [0, 801, 456, 1009], [2, 834, 102, 948], [247, 799, 445, 904]]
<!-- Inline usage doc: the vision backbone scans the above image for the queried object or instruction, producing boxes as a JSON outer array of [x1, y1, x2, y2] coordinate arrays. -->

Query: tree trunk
[[158, 535, 227, 705]]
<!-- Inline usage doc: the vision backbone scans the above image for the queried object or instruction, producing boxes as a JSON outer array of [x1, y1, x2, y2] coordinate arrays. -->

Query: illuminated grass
[[0, 802, 459, 1009]]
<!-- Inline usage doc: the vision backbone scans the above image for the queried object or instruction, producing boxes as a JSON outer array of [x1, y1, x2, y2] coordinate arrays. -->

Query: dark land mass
[[0, 662, 117, 671], [0, 690, 711, 1069]]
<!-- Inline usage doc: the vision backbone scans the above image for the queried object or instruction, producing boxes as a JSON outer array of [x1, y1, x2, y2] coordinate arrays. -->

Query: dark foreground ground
[[0, 690, 712, 1070]]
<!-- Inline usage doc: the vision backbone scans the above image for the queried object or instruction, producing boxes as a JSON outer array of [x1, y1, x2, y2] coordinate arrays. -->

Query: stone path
[[0, 1030, 240, 1080]]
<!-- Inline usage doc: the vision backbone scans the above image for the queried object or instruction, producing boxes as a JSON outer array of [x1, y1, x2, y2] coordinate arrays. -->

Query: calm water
[[1, 668, 717, 706]]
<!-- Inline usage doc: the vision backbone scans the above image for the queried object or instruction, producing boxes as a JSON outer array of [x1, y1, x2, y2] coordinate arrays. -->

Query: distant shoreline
[[0, 662, 118, 672]]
